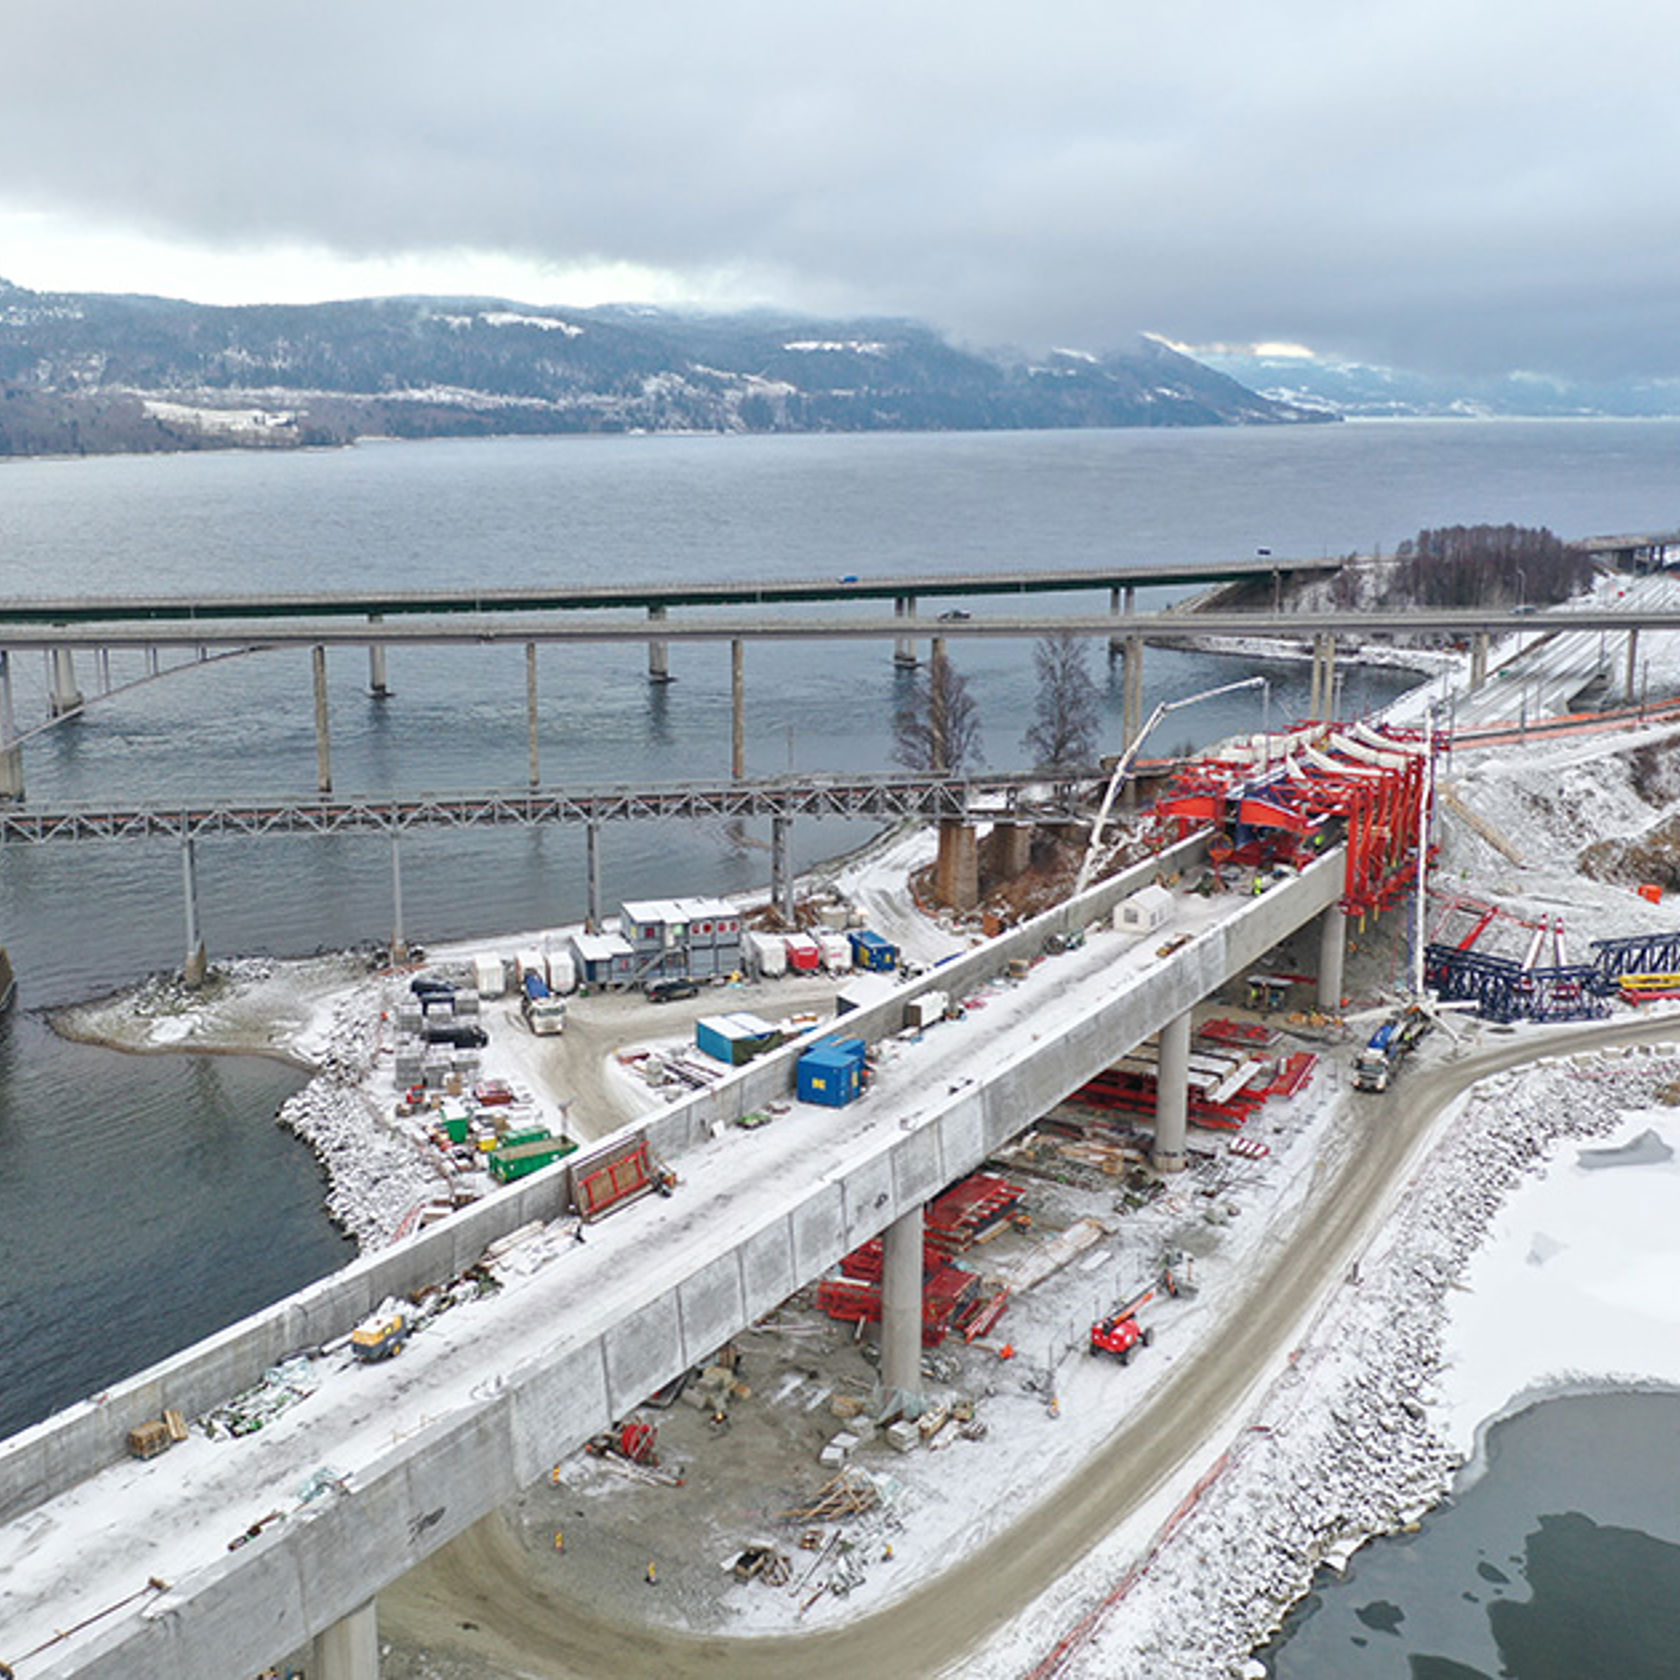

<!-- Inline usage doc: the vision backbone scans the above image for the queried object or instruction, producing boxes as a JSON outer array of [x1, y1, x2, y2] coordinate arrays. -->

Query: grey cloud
[[3, 0, 1677, 379]]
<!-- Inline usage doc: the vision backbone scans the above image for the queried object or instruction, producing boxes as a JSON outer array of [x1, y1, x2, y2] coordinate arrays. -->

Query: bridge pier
[[0, 652, 23, 801], [880, 1203, 925, 1400], [312, 1600, 379, 1680], [934, 820, 979, 910], [1625, 626, 1640, 701], [313, 646, 333, 795], [48, 646, 83, 717], [772, 814, 794, 920], [390, 828, 408, 965], [368, 616, 391, 698], [1107, 584, 1136, 661], [647, 605, 673, 684], [526, 642, 541, 790], [894, 596, 919, 667], [1469, 632, 1489, 691], [1151, 1011, 1191, 1174], [585, 819, 603, 933], [731, 638, 745, 780], [1122, 634, 1144, 751], [1310, 633, 1338, 718], [1316, 903, 1347, 1013], [182, 836, 208, 988]]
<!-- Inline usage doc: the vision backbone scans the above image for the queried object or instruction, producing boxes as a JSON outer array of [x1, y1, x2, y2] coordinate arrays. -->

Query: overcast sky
[[1, 1, 1675, 380]]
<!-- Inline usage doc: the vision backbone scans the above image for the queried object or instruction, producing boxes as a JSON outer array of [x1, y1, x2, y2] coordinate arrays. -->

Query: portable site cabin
[[797, 1036, 868, 1107], [815, 931, 854, 972], [849, 930, 897, 972], [620, 897, 745, 981], [473, 953, 508, 998], [1114, 883, 1173, 935], [569, 930, 637, 989], [696, 1011, 783, 1066]]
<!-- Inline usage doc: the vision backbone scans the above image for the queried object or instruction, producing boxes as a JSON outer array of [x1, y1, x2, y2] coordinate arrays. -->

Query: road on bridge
[[377, 1011, 1680, 1680]]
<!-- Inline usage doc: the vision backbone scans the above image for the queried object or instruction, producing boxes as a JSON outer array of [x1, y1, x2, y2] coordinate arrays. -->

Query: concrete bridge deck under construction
[[1, 834, 1348, 1680]]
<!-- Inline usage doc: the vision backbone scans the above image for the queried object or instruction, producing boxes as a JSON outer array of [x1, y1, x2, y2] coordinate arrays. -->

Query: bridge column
[[526, 643, 541, 790], [390, 828, 408, 964], [894, 596, 919, 668], [1625, 627, 1641, 702], [1122, 634, 1144, 750], [0, 651, 23, 801], [647, 605, 672, 684], [313, 646, 333, 794], [368, 616, 390, 698], [182, 837, 208, 988], [1107, 585, 1135, 660], [585, 819, 603, 933], [771, 814, 794, 921], [1469, 632, 1489, 692], [1316, 903, 1347, 1014], [731, 638, 745, 780], [1152, 1011, 1192, 1174], [934, 821, 979, 910], [48, 647, 83, 717], [880, 1202, 925, 1399], [312, 1600, 379, 1680]]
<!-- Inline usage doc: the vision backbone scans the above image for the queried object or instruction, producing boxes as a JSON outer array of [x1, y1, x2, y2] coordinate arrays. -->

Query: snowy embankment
[[1012, 1043, 1680, 1680]]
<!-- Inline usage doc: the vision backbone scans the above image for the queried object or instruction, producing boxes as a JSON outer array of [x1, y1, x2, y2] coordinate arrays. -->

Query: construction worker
[[645, 1560, 659, 1586], [554, 1530, 565, 1553]]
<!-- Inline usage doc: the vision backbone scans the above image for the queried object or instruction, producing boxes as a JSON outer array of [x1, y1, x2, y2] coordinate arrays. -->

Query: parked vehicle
[[351, 1310, 409, 1363], [1352, 1008, 1431, 1092], [645, 976, 699, 1003], [425, 1020, 489, 1049]]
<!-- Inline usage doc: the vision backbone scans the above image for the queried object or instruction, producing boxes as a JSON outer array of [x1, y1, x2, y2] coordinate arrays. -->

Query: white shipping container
[[905, 991, 948, 1030], [473, 954, 507, 998], [747, 931, 787, 978], [816, 931, 854, 972], [546, 951, 576, 995]]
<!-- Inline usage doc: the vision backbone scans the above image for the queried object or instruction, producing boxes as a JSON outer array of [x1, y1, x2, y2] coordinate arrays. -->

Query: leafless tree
[[1023, 632, 1101, 771], [893, 648, 983, 773]]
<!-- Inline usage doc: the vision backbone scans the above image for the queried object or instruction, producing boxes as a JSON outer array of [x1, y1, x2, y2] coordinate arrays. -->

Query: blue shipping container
[[797, 1043, 864, 1107], [850, 930, 898, 972]]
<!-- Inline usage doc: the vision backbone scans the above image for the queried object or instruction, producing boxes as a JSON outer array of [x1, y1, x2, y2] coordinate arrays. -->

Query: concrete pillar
[[1626, 627, 1641, 702], [0, 652, 23, 801], [312, 646, 332, 795], [1322, 633, 1337, 720], [312, 1600, 379, 1680], [390, 829, 408, 965], [98, 648, 111, 695], [48, 647, 83, 717], [585, 820, 602, 933], [1122, 636, 1144, 750], [880, 1203, 925, 1399], [994, 821, 1032, 879], [1316, 903, 1347, 1013], [647, 605, 672, 683], [894, 596, 919, 668], [368, 616, 390, 698], [526, 642, 540, 790], [772, 814, 794, 921], [1470, 632, 1489, 692], [181, 837, 208, 988], [1108, 585, 1122, 661], [933, 820, 979, 910], [1152, 1011, 1192, 1174], [146, 646, 160, 677], [731, 638, 745, 781]]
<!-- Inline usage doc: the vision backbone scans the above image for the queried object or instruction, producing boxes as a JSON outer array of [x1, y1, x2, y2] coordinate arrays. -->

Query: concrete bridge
[[0, 833, 1352, 1680]]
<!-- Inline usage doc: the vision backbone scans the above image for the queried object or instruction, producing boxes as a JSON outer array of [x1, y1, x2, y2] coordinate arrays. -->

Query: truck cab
[[520, 970, 566, 1035]]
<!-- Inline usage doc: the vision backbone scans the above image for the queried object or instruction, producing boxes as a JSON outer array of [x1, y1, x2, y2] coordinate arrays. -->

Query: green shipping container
[[498, 1126, 552, 1149], [489, 1135, 577, 1184], [440, 1116, 472, 1145]]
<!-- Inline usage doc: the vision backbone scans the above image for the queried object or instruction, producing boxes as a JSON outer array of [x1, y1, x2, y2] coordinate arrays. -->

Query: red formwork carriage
[[1151, 722, 1436, 921]]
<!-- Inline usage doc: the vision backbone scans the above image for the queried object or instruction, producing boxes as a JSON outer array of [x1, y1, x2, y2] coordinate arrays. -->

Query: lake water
[[1260, 1388, 1680, 1679], [3, 419, 1679, 1663]]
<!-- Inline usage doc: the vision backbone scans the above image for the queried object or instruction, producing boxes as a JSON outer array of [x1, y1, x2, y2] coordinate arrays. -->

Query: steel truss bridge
[[1424, 929, 1680, 1023], [0, 771, 1068, 846]]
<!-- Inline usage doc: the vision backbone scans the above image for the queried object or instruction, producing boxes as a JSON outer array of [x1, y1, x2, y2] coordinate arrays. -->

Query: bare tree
[[1023, 632, 1100, 771], [893, 648, 983, 773]]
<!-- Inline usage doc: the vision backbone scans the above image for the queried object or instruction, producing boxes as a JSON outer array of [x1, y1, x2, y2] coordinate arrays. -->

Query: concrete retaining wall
[[1, 831, 1211, 1523]]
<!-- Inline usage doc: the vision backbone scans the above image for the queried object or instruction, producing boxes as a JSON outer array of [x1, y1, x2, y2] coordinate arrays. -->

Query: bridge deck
[[2, 849, 1344, 1678]]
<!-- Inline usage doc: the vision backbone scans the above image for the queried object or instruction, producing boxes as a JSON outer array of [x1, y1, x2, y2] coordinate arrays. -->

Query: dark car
[[425, 1021, 489, 1049], [410, 976, 456, 999], [937, 608, 972, 621], [645, 976, 700, 1004]]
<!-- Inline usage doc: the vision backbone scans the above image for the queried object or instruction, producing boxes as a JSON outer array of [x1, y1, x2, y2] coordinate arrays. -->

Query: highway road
[[376, 1010, 1680, 1680]]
